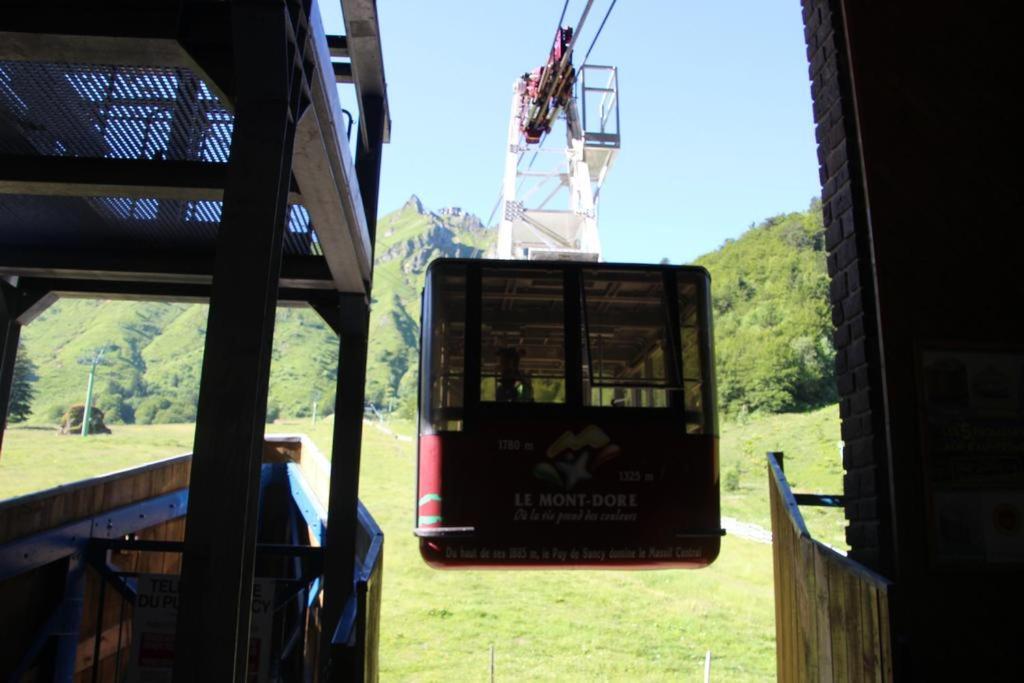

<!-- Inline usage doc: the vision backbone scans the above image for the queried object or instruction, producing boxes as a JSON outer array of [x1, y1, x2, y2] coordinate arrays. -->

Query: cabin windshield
[[421, 264, 466, 433], [420, 262, 714, 436], [480, 268, 566, 404], [582, 269, 674, 408]]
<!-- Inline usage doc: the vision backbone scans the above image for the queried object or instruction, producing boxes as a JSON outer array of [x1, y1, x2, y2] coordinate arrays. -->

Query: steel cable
[[581, 0, 619, 66]]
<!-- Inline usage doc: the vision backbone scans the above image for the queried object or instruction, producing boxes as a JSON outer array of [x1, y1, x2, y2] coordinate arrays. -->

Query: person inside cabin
[[496, 347, 533, 402]]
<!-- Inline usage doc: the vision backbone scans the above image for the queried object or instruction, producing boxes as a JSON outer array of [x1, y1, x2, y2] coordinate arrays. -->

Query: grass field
[[0, 406, 843, 680]]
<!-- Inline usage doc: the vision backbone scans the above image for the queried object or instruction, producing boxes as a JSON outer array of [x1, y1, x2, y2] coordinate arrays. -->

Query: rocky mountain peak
[[403, 194, 425, 214]]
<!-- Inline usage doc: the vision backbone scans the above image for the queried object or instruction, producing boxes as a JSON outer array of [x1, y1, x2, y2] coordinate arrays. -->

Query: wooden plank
[[298, 435, 332, 507], [99, 646, 117, 682], [131, 468, 155, 517], [796, 536, 819, 681], [158, 519, 178, 575], [776, 493, 791, 681], [857, 580, 881, 681], [65, 486, 91, 532], [0, 455, 191, 543], [769, 474, 787, 682], [45, 488, 68, 534], [827, 555, 850, 681], [9, 498, 46, 542], [843, 559, 864, 682], [262, 437, 300, 464], [876, 587, 893, 682], [75, 622, 123, 673], [168, 518, 186, 573], [813, 544, 835, 682], [784, 514, 797, 679], [770, 464, 789, 680], [788, 525, 800, 680], [768, 454, 895, 682]]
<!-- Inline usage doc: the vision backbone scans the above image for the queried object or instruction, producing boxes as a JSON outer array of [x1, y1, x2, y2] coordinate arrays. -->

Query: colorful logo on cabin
[[533, 425, 622, 491]]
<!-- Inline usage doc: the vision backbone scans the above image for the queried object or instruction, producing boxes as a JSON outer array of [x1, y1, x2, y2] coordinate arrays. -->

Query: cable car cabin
[[416, 259, 722, 569]]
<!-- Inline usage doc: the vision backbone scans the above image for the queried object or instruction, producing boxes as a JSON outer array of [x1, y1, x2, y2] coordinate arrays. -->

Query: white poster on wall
[[127, 574, 275, 682]]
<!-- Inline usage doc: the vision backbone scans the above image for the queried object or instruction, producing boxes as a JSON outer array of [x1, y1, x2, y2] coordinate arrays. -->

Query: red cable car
[[416, 259, 722, 568]]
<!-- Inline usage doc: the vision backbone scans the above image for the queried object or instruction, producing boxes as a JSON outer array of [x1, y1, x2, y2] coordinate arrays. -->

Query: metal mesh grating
[[0, 61, 231, 161], [0, 61, 322, 256], [0, 195, 322, 255]]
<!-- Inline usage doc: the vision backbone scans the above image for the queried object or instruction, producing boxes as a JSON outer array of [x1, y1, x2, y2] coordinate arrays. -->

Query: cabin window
[[581, 270, 674, 408], [679, 279, 706, 434], [480, 267, 566, 403], [423, 265, 466, 432]]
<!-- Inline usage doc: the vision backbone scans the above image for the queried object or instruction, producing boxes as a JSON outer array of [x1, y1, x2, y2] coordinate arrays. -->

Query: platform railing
[[768, 452, 894, 682], [0, 436, 382, 681], [331, 501, 384, 681]]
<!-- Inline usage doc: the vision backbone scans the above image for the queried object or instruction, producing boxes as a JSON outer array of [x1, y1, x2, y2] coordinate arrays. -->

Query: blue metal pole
[[53, 552, 87, 681]]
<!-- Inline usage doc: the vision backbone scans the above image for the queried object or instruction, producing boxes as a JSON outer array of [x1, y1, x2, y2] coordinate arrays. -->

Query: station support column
[[0, 283, 51, 458], [173, 1, 303, 679], [321, 92, 386, 680], [322, 294, 370, 679], [0, 283, 21, 456]]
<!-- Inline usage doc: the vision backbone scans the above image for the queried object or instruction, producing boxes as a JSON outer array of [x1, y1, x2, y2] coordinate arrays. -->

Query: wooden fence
[[0, 454, 191, 679], [769, 454, 894, 682], [1, 435, 383, 681]]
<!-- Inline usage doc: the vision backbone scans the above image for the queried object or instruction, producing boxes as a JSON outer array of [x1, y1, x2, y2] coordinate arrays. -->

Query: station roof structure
[[0, 0, 390, 319], [0, 1, 392, 676]]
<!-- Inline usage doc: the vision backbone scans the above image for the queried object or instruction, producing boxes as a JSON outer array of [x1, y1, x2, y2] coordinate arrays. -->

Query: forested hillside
[[16, 197, 831, 424], [696, 199, 835, 416]]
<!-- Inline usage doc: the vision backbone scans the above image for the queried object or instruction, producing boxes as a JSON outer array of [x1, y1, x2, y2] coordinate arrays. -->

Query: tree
[[7, 343, 37, 423]]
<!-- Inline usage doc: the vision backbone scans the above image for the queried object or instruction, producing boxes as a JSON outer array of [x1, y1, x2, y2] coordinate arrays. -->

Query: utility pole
[[79, 344, 110, 437]]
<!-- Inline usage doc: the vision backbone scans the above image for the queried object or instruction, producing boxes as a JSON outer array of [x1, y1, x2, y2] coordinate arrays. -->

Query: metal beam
[[326, 34, 349, 58], [355, 94, 386, 249], [0, 287, 19, 458], [341, 0, 392, 144], [332, 61, 354, 84], [291, 4, 373, 294], [0, 489, 188, 581], [15, 277, 341, 308], [0, 3, 234, 105], [321, 293, 371, 680], [0, 249, 337, 292], [0, 155, 301, 203], [174, 2, 301, 679]]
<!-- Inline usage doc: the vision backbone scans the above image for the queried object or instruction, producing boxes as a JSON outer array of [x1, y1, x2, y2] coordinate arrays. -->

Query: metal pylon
[[495, 64, 619, 262]]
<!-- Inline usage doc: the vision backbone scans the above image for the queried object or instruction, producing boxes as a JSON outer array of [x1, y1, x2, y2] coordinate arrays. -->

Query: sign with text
[[127, 575, 274, 682], [418, 419, 720, 568], [918, 347, 1024, 566]]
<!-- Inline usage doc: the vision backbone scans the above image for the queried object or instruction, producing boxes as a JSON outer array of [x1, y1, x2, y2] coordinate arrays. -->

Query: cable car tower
[[495, 22, 620, 261]]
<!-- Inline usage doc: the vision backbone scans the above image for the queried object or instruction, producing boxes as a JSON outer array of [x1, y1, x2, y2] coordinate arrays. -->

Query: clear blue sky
[[325, 1, 819, 264]]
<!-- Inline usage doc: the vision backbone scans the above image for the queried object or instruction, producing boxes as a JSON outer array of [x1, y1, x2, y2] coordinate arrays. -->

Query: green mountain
[[696, 199, 835, 416], [15, 197, 830, 425], [365, 196, 492, 414]]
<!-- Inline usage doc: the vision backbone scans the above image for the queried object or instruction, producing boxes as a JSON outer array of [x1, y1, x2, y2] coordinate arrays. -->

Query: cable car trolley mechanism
[[415, 2, 723, 569], [415, 260, 722, 568]]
